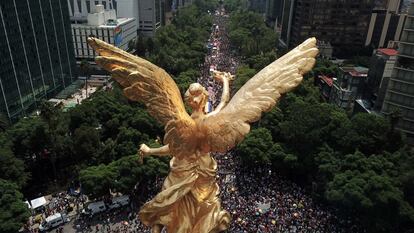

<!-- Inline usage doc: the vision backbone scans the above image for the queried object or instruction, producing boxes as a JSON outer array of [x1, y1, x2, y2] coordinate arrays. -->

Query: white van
[[39, 213, 69, 231], [109, 195, 130, 209], [82, 201, 107, 216]]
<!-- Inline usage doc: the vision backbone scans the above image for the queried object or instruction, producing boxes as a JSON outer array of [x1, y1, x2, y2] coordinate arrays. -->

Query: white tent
[[30, 196, 47, 209], [24, 201, 31, 209]]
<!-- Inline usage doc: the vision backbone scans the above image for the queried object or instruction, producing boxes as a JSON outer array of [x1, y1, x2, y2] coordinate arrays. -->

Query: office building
[[68, 0, 140, 32], [366, 48, 398, 110], [316, 75, 333, 101], [265, 0, 284, 28], [0, 0, 76, 120], [365, 0, 407, 49], [280, 0, 374, 57], [330, 66, 369, 110], [279, 0, 294, 48], [71, 5, 137, 59], [68, 0, 116, 17], [139, 0, 163, 37], [249, 0, 267, 13], [382, 3, 414, 140]]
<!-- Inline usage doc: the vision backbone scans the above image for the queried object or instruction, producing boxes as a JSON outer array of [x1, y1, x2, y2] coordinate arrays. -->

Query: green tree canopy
[[0, 179, 30, 233], [236, 128, 274, 165]]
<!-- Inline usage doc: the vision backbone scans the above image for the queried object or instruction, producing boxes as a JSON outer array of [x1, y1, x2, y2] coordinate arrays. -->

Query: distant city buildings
[[249, 0, 267, 13], [366, 48, 397, 111], [68, 0, 173, 37], [265, 0, 283, 28], [71, 4, 137, 59], [138, 0, 163, 37], [0, 0, 76, 120], [316, 74, 333, 101], [381, 4, 414, 140], [280, 0, 374, 57], [330, 66, 369, 110], [269, 0, 412, 57], [365, 0, 406, 49]]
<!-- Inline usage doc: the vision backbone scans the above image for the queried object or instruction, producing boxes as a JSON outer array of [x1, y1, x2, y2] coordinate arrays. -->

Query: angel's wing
[[88, 38, 195, 154], [201, 38, 318, 152]]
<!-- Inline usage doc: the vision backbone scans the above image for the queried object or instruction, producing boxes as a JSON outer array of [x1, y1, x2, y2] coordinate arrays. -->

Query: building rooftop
[[377, 48, 398, 56], [318, 75, 333, 87], [72, 17, 135, 28], [341, 66, 368, 77]]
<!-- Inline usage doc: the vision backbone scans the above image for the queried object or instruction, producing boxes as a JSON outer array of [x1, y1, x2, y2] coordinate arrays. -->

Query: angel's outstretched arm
[[207, 71, 233, 116], [139, 144, 170, 157]]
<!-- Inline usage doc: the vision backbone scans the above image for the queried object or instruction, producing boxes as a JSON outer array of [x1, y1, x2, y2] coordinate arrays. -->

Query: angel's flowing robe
[[139, 151, 230, 233]]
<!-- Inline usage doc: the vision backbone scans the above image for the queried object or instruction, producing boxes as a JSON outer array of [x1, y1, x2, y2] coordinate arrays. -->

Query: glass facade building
[[0, 0, 76, 121]]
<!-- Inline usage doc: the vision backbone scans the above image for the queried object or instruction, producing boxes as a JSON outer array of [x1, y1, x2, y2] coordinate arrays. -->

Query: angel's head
[[184, 83, 209, 112]]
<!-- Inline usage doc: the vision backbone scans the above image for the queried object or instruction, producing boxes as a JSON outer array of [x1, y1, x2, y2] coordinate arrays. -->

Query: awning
[[30, 196, 47, 209]]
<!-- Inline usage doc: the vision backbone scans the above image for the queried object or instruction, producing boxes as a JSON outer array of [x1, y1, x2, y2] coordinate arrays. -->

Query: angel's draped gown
[[139, 149, 231, 233]]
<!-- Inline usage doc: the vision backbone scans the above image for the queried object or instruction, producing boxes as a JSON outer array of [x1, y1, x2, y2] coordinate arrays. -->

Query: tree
[[79, 164, 117, 199], [269, 143, 297, 173], [146, 38, 155, 54], [233, 65, 256, 91], [339, 113, 396, 155], [228, 11, 277, 57], [0, 179, 30, 233], [325, 151, 414, 232], [79, 153, 169, 198], [175, 69, 198, 93], [0, 137, 28, 189], [236, 128, 274, 165], [260, 107, 283, 139], [73, 125, 101, 163], [245, 51, 277, 70], [279, 101, 345, 154], [135, 35, 147, 56], [112, 155, 169, 194], [114, 127, 149, 159], [80, 60, 91, 97], [0, 113, 9, 132]]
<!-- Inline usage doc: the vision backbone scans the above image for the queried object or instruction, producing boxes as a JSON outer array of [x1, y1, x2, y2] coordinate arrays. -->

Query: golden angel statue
[[88, 37, 318, 233]]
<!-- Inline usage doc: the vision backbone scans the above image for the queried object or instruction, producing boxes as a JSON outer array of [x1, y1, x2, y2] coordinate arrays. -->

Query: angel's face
[[184, 83, 208, 112]]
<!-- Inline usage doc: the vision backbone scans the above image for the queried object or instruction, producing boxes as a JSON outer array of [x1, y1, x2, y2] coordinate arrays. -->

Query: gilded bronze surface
[[88, 37, 318, 233]]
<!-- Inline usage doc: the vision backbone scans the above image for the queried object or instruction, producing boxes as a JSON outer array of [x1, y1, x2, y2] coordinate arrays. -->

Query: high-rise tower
[[382, 3, 414, 141]]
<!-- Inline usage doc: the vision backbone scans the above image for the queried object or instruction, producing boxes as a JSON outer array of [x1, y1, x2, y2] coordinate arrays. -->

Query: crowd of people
[[198, 8, 239, 109], [214, 152, 362, 233], [201, 7, 362, 233], [25, 191, 87, 233]]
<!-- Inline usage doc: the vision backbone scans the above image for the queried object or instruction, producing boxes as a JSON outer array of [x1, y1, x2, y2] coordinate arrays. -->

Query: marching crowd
[[203, 8, 362, 233]]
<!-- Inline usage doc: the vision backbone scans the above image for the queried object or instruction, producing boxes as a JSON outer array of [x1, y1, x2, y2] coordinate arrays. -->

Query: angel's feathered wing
[[88, 38, 195, 154], [201, 38, 319, 152]]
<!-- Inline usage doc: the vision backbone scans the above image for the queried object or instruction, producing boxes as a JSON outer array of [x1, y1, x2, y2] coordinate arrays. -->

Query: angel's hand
[[138, 144, 150, 163], [225, 73, 235, 82], [213, 71, 234, 83], [212, 71, 225, 83]]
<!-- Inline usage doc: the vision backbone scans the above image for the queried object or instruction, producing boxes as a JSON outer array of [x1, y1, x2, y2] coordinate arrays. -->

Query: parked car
[[39, 213, 69, 231], [108, 195, 130, 210], [82, 201, 107, 217]]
